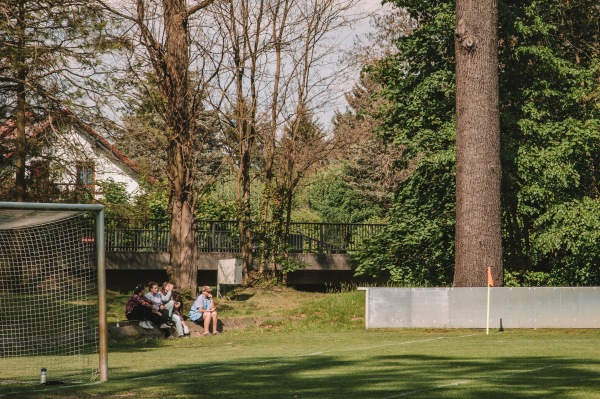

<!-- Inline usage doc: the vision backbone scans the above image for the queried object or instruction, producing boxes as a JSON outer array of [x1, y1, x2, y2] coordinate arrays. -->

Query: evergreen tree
[[353, 0, 600, 286], [453, 0, 502, 287], [0, 0, 116, 201]]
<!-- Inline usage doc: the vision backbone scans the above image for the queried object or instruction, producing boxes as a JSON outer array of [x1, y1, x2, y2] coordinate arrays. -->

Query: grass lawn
[[2, 289, 600, 398]]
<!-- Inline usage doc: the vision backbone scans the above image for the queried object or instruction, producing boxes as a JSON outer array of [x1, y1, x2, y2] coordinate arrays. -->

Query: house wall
[[52, 127, 140, 197]]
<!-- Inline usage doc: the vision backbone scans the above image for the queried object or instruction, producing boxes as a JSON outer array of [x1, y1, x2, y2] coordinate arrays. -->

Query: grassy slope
[[108, 286, 367, 332]]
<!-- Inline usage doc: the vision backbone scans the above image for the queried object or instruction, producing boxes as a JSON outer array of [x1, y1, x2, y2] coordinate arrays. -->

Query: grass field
[[2, 289, 600, 398]]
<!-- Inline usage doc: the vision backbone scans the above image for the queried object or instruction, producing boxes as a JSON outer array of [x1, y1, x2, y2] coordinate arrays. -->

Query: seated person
[[171, 289, 191, 336], [125, 283, 171, 331], [158, 281, 187, 338], [145, 282, 172, 323], [189, 285, 218, 335]]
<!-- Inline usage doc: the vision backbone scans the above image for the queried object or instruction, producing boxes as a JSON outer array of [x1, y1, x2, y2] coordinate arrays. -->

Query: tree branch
[[187, 0, 215, 18]]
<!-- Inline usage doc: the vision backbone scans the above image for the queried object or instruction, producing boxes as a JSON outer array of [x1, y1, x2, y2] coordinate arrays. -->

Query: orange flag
[[487, 267, 494, 287]]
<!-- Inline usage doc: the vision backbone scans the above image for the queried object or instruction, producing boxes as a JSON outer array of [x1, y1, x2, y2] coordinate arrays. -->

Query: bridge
[[102, 219, 387, 291], [104, 219, 385, 254]]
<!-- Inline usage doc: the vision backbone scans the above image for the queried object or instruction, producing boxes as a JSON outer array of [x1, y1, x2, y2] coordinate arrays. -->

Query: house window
[[76, 161, 95, 187]]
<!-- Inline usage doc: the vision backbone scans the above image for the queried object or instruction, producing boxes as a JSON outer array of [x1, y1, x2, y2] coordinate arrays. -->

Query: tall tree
[[453, 0, 502, 286], [0, 0, 114, 201], [352, 0, 599, 287], [211, 0, 266, 284], [209, 0, 359, 281], [100, 0, 216, 290]]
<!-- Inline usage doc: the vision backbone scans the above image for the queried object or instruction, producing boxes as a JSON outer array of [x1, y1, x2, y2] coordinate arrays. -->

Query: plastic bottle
[[40, 368, 47, 384]]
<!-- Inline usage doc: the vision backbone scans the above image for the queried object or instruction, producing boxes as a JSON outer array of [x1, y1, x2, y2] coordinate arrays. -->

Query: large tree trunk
[[15, 84, 27, 203], [163, 0, 197, 290], [168, 195, 197, 289], [453, 0, 502, 287], [14, 0, 27, 202], [237, 135, 253, 285]]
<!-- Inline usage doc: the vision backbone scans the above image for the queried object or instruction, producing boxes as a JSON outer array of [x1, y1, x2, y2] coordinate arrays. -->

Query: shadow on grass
[[5, 352, 600, 399], [107, 337, 167, 353], [227, 293, 254, 301]]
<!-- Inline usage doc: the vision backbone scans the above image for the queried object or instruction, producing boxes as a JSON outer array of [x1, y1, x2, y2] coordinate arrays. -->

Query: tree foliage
[[0, 0, 114, 113], [331, 72, 410, 214], [0, 0, 118, 201], [350, 0, 600, 286], [307, 164, 382, 224]]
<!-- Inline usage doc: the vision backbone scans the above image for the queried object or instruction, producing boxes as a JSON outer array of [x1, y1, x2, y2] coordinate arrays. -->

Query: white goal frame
[[0, 201, 108, 382]]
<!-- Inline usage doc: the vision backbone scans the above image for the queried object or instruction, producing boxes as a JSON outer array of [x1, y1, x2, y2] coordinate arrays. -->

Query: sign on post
[[217, 258, 242, 296]]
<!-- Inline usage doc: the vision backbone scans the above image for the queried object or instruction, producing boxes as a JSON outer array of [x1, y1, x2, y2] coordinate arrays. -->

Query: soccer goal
[[0, 202, 108, 384]]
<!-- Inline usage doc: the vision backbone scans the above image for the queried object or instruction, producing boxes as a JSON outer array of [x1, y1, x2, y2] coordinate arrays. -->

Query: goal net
[[0, 203, 107, 385]]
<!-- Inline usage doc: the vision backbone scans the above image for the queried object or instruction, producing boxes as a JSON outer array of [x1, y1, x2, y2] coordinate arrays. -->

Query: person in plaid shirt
[[126, 283, 171, 332]]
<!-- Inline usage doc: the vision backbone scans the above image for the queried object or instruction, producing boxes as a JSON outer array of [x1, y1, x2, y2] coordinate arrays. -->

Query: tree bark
[[168, 194, 197, 289], [14, 0, 27, 202], [453, 0, 503, 286], [126, 0, 214, 290], [161, 0, 201, 290]]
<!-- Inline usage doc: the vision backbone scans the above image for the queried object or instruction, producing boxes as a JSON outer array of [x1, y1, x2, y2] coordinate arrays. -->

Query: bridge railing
[[104, 218, 386, 254]]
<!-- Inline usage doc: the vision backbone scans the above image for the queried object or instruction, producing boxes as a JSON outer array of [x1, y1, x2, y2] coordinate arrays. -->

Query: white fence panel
[[362, 287, 600, 329]]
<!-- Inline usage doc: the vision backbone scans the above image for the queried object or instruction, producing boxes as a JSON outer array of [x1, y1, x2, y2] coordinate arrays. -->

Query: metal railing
[[104, 218, 386, 254]]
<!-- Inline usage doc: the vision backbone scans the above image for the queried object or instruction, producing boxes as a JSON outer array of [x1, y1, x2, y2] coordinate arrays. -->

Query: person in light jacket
[[160, 281, 190, 337], [189, 285, 218, 336]]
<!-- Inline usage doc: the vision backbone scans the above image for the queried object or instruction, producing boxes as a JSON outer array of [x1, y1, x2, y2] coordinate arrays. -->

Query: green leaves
[[353, 147, 456, 286], [352, 0, 600, 286], [307, 166, 381, 224], [533, 198, 600, 285]]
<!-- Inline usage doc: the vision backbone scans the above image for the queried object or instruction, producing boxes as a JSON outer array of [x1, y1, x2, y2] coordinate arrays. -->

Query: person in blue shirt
[[189, 285, 218, 336]]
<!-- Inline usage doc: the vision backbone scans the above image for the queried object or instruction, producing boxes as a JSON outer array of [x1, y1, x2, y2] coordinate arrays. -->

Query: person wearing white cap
[[188, 285, 218, 336]]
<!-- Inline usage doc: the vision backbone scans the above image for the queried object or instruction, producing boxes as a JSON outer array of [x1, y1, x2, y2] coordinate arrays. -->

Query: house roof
[[1, 109, 145, 179]]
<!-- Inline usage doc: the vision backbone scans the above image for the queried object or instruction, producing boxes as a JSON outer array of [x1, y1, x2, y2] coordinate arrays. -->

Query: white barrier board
[[362, 287, 600, 329]]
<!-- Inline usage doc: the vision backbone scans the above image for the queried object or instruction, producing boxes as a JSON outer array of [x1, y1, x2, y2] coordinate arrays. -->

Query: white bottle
[[40, 368, 47, 384]]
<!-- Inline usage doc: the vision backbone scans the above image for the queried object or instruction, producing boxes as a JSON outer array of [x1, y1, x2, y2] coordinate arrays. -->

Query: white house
[[1, 109, 145, 200]]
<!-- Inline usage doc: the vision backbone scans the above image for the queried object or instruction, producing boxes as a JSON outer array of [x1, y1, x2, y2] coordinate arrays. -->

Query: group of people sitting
[[125, 282, 219, 338]]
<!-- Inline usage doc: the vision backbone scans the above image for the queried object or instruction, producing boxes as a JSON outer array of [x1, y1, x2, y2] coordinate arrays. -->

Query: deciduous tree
[[99, 0, 217, 290], [209, 0, 359, 282]]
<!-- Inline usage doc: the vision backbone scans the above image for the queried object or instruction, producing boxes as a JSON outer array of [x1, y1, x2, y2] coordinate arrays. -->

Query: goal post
[[0, 202, 108, 384]]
